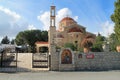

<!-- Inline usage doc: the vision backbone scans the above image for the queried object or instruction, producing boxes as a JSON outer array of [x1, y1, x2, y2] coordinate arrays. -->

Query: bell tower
[[49, 5, 59, 71], [49, 5, 56, 52]]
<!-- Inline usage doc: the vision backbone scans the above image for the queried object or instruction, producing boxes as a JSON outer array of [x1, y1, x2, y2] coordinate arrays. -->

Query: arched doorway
[[61, 49, 73, 64], [59, 48, 75, 71]]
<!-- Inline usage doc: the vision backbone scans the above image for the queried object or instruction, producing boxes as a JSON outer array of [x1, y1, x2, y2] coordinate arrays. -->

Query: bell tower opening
[[50, 6, 56, 27]]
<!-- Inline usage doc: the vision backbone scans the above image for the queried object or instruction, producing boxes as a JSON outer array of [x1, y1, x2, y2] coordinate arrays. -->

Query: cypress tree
[[111, 0, 120, 44]]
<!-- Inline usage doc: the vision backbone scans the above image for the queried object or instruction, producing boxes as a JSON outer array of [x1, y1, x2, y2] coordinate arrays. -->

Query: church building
[[55, 16, 95, 49], [36, 5, 96, 53]]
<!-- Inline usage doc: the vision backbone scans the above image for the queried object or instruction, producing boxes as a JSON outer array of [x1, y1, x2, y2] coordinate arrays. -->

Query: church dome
[[60, 17, 75, 22], [59, 17, 77, 31]]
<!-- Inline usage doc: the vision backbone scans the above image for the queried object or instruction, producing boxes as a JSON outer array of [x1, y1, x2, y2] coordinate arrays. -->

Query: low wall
[[1, 52, 120, 72], [59, 64, 75, 71], [0, 53, 49, 72], [75, 52, 120, 71]]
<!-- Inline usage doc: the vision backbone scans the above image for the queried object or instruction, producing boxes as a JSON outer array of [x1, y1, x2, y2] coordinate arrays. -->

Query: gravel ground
[[0, 71, 120, 80]]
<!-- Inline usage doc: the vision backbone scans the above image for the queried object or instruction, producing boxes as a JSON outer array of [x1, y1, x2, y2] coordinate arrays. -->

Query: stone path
[[0, 71, 120, 80]]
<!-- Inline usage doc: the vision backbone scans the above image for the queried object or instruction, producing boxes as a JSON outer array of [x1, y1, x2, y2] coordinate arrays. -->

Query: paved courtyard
[[0, 71, 120, 80]]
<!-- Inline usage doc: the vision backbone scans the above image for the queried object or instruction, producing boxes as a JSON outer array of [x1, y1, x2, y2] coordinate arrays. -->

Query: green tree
[[1, 36, 10, 44], [109, 33, 119, 51], [64, 43, 76, 51], [41, 31, 48, 41], [111, 0, 120, 44], [15, 31, 26, 45], [11, 39, 15, 44], [15, 30, 48, 52], [92, 33, 105, 52]]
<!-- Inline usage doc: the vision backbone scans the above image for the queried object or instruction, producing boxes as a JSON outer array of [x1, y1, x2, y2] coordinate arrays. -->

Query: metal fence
[[32, 53, 50, 68], [0, 52, 18, 68]]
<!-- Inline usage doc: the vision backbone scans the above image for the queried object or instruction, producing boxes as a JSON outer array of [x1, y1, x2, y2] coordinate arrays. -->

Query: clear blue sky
[[0, 0, 116, 40]]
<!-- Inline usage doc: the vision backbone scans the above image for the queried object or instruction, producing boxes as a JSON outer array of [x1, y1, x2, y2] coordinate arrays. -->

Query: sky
[[0, 0, 116, 41]]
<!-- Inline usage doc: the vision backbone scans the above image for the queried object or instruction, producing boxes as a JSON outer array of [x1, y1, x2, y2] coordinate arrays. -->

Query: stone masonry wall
[[75, 52, 120, 71], [50, 49, 59, 71], [59, 64, 75, 71]]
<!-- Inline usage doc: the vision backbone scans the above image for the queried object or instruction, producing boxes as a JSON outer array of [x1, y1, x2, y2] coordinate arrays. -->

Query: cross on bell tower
[[50, 5, 56, 27]]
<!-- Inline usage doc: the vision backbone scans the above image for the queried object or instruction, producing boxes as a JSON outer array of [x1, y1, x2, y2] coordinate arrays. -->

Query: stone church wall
[[75, 52, 120, 71], [50, 49, 59, 71]]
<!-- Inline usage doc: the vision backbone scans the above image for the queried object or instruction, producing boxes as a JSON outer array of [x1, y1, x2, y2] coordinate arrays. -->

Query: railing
[[32, 53, 49, 68], [0, 52, 18, 68]]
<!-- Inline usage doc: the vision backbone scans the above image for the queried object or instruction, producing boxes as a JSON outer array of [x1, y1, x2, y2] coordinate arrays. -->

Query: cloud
[[37, 11, 50, 30], [0, 6, 21, 21], [0, 6, 38, 41], [37, 8, 78, 30], [56, 8, 72, 23], [73, 16, 79, 21], [101, 21, 114, 36], [0, 6, 28, 40], [28, 24, 37, 30]]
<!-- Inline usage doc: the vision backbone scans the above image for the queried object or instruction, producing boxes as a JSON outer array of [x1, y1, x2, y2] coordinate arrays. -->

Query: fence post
[[49, 55, 51, 70], [32, 53, 33, 68], [0, 51, 4, 67], [16, 52, 18, 68]]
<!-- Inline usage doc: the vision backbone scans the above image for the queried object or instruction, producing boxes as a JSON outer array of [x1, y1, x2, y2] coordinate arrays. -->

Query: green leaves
[[91, 34, 105, 52], [1, 36, 10, 44], [15, 30, 48, 52], [64, 43, 76, 51], [111, 0, 120, 43]]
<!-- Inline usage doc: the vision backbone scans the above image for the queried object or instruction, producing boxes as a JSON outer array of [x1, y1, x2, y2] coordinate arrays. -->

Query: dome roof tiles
[[60, 17, 75, 22], [68, 27, 83, 33]]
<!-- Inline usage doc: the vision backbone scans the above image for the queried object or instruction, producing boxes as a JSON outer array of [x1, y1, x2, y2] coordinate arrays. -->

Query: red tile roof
[[60, 17, 75, 22], [68, 27, 83, 33], [35, 42, 48, 44]]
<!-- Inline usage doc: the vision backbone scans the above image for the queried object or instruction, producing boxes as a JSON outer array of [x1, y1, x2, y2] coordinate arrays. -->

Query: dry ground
[[0, 71, 120, 80]]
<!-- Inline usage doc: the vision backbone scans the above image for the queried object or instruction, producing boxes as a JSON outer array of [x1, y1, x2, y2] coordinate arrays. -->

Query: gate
[[32, 53, 50, 68], [0, 51, 17, 68]]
